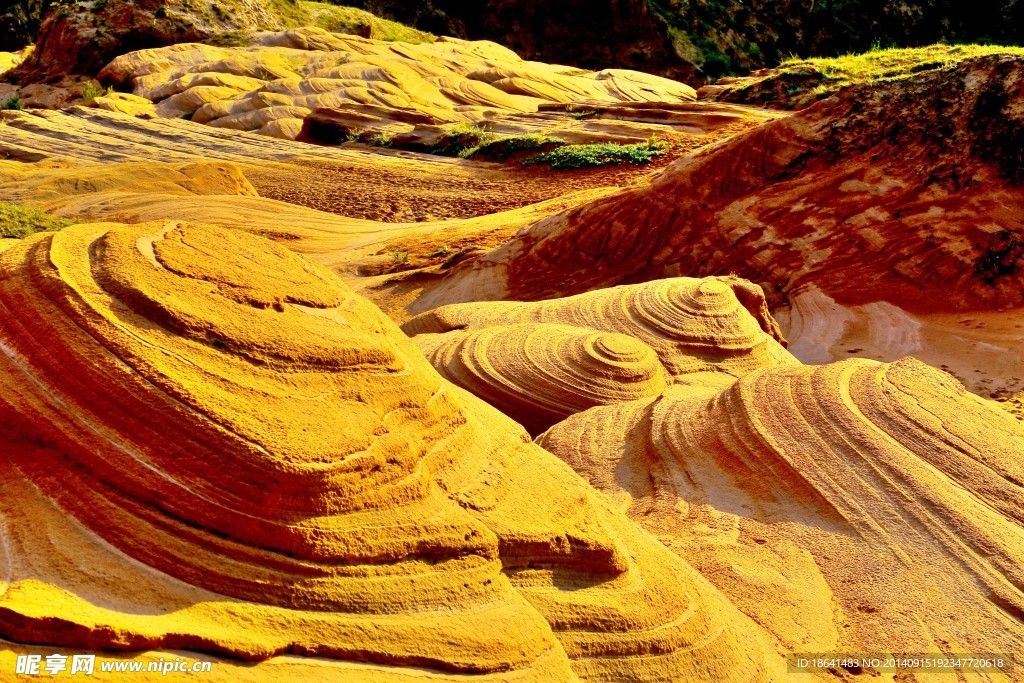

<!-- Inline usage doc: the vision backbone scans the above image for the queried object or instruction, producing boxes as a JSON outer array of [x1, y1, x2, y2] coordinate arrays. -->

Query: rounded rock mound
[[0, 221, 782, 681], [94, 27, 699, 142], [404, 276, 796, 379], [414, 322, 669, 434]]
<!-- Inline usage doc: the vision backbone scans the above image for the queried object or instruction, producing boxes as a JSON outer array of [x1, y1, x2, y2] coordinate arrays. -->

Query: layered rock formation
[[405, 267, 1024, 657], [405, 277, 795, 378], [416, 55, 1024, 392], [414, 323, 670, 434], [0, 220, 782, 680], [92, 27, 705, 142], [429, 55, 1024, 312], [537, 357, 1024, 658]]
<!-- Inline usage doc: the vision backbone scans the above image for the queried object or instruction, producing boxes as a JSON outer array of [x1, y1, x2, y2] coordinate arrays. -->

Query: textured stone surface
[[429, 56, 1024, 313], [0, 221, 781, 681], [537, 357, 1024, 659], [91, 27, 706, 143]]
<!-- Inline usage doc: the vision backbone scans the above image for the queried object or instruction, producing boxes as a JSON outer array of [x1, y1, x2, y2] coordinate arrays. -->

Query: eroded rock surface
[[11, 0, 294, 83], [405, 277, 795, 377], [430, 55, 1024, 313], [0, 221, 782, 681], [92, 27, 716, 143], [537, 357, 1024, 659]]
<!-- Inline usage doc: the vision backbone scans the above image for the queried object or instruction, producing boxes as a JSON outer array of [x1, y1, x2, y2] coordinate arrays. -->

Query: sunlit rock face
[[537, 357, 1024, 659], [405, 277, 795, 376], [91, 26, 700, 142], [405, 268, 1024, 661], [0, 221, 781, 681], [413, 322, 670, 434]]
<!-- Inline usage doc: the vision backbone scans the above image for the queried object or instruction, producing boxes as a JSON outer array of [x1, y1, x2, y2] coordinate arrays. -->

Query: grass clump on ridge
[[765, 43, 1024, 106], [305, 3, 435, 43], [267, 0, 313, 27], [429, 123, 498, 157], [522, 138, 669, 170], [81, 81, 113, 104], [0, 202, 79, 239]]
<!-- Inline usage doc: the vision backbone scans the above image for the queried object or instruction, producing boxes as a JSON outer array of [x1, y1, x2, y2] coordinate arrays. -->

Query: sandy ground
[[243, 123, 761, 222]]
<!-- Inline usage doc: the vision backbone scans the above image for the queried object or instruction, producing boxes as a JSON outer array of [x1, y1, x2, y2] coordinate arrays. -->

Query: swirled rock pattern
[[93, 27, 707, 143], [405, 277, 796, 379], [0, 221, 781, 680], [537, 357, 1024, 658], [414, 323, 669, 434]]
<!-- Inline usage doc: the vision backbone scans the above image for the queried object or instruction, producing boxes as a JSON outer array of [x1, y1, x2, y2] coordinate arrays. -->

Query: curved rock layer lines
[[405, 277, 796, 379], [0, 221, 781, 681], [414, 323, 669, 434], [538, 357, 1024, 658]]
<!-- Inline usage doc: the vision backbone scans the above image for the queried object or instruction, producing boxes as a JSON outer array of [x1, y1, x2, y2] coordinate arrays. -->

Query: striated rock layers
[[93, 27, 700, 142], [406, 273, 1024, 657], [537, 358, 1024, 658], [0, 221, 782, 680], [405, 277, 795, 375], [413, 323, 670, 435], [404, 277, 797, 432], [428, 55, 1024, 314]]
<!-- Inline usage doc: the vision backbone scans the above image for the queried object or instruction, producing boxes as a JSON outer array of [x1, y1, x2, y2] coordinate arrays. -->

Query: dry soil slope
[[428, 54, 1024, 314], [0, 221, 784, 681]]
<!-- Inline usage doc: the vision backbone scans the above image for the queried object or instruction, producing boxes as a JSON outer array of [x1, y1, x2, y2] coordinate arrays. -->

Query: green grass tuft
[[268, 0, 312, 27], [0, 202, 79, 239], [429, 123, 497, 157], [1, 95, 22, 111], [428, 124, 563, 160], [461, 132, 562, 160], [81, 81, 112, 104], [522, 138, 669, 170], [781, 44, 1024, 84]]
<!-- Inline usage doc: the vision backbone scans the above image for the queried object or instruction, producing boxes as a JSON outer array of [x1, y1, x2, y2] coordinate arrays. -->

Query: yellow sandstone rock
[[95, 26, 698, 140], [404, 277, 796, 378], [538, 358, 1024, 659], [0, 221, 782, 681], [414, 323, 669, 434]]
